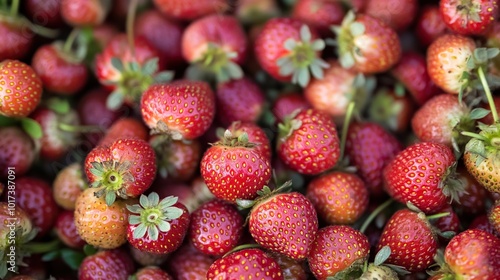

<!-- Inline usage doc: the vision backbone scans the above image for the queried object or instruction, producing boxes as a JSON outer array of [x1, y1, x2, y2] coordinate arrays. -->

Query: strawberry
[[226, 121, 272, 160], [416, 5, 448, 47], [129, 245, 169, 267], [74, 187, 131, 249], [364, 0, 418, 31], [140, 80, 215, 140], [85, 138, 156, 205], [359, 263, 399, 280], [189, 199, 244, 256], [306, 171, 369, 224], [291, 0, 346, 36], [127, 193, 190, 254], [215, 77, 265, 126], [166, 241, 215, 279], [391, 52, 439, 105], [489, 200, 500, 234], [454, 165, 489, 215], [277, 108, 340, 175], [0, 16, 33, 61], [206, 248, 283, 279], [308, 225, 370, 279], [53, 162, 87, 210], [24, 0, 64, 28], [78, 249, 135, 280], [99, 117, 149, 147], [60, 0, 110, 27], [54, 210, 86, 249], [31, 42, 88, 96], [271, 92, 311, 124], [0, 60, 43, 117], [150, 136, 201, 181], [152, 0, 229, 20], [248, 191, 318, 260], [133, 266, 173, 280], [368, 87, 416, 134], [444, 229, 500, 279], [376, 208, 439, 273], [0, 126, 36, 178], [383, 142, 459, 214], [335, 11, 401, 74], [440, 0, 498, 36], [182, 15, 247, 82], [432, 206, 461, 244], [271, 253, 308, 280], [235, 0, 281, 25], [469, 214, 500, 237], [345, 121, 402, 197], [254, 17, 329, 87], [200, 130, 272, 202]]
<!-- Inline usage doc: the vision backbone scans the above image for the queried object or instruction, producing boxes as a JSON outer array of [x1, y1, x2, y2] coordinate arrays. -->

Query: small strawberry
[[364, 0, 418, 31], [74, 187, 131, 249], [200, 130, 272, 202], [291, 0, 346, 36], [132, 266, 173, 280], [271, 92, 311, 124], [335, 11, 401, 74], [368, 87, 416, 134], [150, 136, 201, 181], [416, 5, 448, 47], [277, 108, 340, 175], [0, 126, 36, 178], [152, 0, 229, 20], [189, 199, 244, 256], [78, 249, 135, 280], [140, 80, 215, 140], [24, 0, 64, 28], [53, 162, 87, 210], [0, 60, 43, 118], [99, 117, 149, 147], [440, 0, 498, 36], [206, 248, 283, 280], [306, 171, 369, 224], [308, 225, 370, 280], [248, 191, 318, 260], [127, 193, 190, 254], [0, 10, 33, 61], [254, 17, 329, 87], [85, 138, 157, 205], [166, 241, 215, 279], [60, 0, 110, 27], [226, 121, 272, 160], [54, 210, 86, 249]]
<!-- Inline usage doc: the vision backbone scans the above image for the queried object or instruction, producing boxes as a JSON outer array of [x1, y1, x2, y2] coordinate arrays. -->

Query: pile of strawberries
[[2, 0, 500, 279]]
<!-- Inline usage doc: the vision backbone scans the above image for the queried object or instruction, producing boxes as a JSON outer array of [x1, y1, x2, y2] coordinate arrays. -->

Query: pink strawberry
[[416, 5, 448, 47], [152, 0, 229, 20], [54, 210, 86, 249], [78, 249, 135, 280], [0, 126, 36, 178], [364, 0, 418, 31], [291, 0, 346, 36]]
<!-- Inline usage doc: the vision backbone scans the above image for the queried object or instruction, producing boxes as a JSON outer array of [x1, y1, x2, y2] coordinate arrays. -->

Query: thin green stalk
[[63, 28, 80, 53], [10, 0, 19, 16], [126, 0, 139, 58], [461, 131, 489, 142], [359, 199, 393, 234], [24, 239, 61, 254], [339, 102, 355, 161], [478, 66, 499, 123], [426, 212, 450, 221]]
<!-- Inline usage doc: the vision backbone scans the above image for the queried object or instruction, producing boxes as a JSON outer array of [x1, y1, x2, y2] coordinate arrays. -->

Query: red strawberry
[[129, 245, 169, 267], [364, 0, 418, 31], [306, 171, 369, 224], [99, 117, 149, 147], [432, 206, 461, 244], [200, 129, 272, 202], [376, 208, 439, 273], [291, 0, 346, 36], [206, 248, 283, 279], [25, 0, 64, 28], [60, 0, 110, 27], [78, 249, 135, 280], [383, 142, 458, 214], [469, 214, 500, 237], [249, 192, 318, 260], [345, 121, 402, 197], [127, 193, 190, 254], [335, 12, 401, 74], [454, 165, 489, 215], [308, 225, 370, 280], [53, 162, 87, 210], [150, 136, 201, 181], [444, 229, 500, 279], [0, 126, 36, 178], [0, 60, 43, 117], [140, 80, 215, 140], [152, 0, 229, 20], [416, 5, 448, 47], [189, 199, 244, 256], [226, 121, 272, 160], [0, 17, 33, 61], [254, 17, 329, 87], [166, 241, 215, 279], [271, 253, 308, 280], [54, 210, 86, 249], [133, 266, 173, 280], [182, 15, 247, 82], [277, 108, 340, 175], [272, 92, 311, 124], [215, 77, 265, 126], [368, 88, 416, 134], [85, 138, 156, 205], [440, 0, 498, 36], [31, 42, 88, 95]]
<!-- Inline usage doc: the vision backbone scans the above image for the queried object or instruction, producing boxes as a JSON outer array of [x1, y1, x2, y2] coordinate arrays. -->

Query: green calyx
[[459, 47, 500, 100], [127, 193, 183, 241], [333, 10, 364, 70], [192, 43, 243, 83], [0, 227, 38, 278], [277, 25, 329, 87], [463, 122, 500, 166], [89, 160, 135, 206], [456, 1, 482, 23], [277, 109, 303, 141], [439, 161, 466, 204]]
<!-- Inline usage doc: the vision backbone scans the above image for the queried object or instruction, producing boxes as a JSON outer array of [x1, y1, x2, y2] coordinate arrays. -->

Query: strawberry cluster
[[1, 0, 500, 279]]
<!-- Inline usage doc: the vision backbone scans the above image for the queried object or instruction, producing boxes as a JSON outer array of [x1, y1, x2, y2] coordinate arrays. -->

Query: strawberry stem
[[10, 0, 19, 16], [126, 0, 139, 58], [63, 28, 80, 54], [359, 199, 393, 234], [426, 212, 450, 221], [58, 123, 102, 133], [461, 131, 489, 142], [23, 239, 61, 254], [478, 66, 499, 123], [339, 102, 355, 161], [222, 243, 262, 258]]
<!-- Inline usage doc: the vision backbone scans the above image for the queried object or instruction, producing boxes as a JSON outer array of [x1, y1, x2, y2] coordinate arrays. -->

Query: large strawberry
[[152, 0, 229, 20], [141, 80, 215, 140], [440, 0, 498, 36], [78, 249, 135, 280]]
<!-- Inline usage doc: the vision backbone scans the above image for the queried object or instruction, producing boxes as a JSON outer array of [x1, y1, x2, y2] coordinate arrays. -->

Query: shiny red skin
[[392, 52, 439, 105], [291, 0, 345, 36], [383, 142, 456, 214], [440, 0, 498, 35], [376, 209, 438, 273], [78, 249, 135, 280], [0, 20, 33, 61], [272, 93, 311, 124], [60, 0, 109, 27], [364, 0, 418, 31], [454, 166, 489, 215], [182, 15, 247, 65], [345, 121, 402, 197], [99, 117, 149, 147], [433, 206, 461, 244], [152, 0, 229, 20], [54, 210, 86, 249], [0, 127, 36, 178], [15, 177, 59, 238], [135, 266, 173, 280], [249, 192, 318, 260], [31, 43, 88, 95], [254, 17, 321, 82], [469, 214, 500, 237], [416, 5, 448, 47], [189, 199, 243, 256], [135, 9, 184, 69], [227, 121, 272, 160], [127, 202, 190, 254], [25, 0, 64, 28], [140, 80, 215, 140], [207, 248, 283, 280], [167, 242, 215, 279], [215, 77, 265, 127]]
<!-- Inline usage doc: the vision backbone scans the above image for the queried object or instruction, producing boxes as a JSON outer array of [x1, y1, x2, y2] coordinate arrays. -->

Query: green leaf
[[226, 62, 244, 80], [148, 192, 160, 206], [164, 207, 183, 219], [110, 57, 124, 71], [474, 48, 488, 64], [41, 250, 60, 261], [374, 246, 391, 266], [296, 67, 310, 87], [126, 204, 143, 214], [487, 48, 500, 59], [129, 214, 141, 225], [21, 117, 43, 139], [0, 115, 17, 126], [154, 71, 174, 83], [157, 220, 171, 233], [139, 194, 150, 208], [133, 223, 148, 239], [105, 191, 117, 206], [158, 196, 178, 209], [283, 38, 297, 51], [61, 249, 85, 270], [142, 57, 159, 75], [300, 25, 312, 42], [83, 245, 97, 256], [46, 98, 70, 114], [469, 108, 490, 120], [148, 225, 159, 241], [340, 52, 355, 69], [311, 39, 326, 51], [349, 22, 365, 36]]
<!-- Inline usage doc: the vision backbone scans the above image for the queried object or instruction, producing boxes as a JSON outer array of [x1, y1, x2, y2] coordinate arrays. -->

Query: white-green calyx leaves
[[90, 160, 135, 206], [192, 43, 243, 83], [127, 193, 184, 241]]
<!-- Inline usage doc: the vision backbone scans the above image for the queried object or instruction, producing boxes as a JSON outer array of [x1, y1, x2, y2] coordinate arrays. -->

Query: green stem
[[63, 28, 80, 54], [359, 199, 393, 234], [223, 243, 262, 258], [426, 212, 450, 221], [126, 0, 139, 58], [10, 0, 19, 16], [478, 66, 499, 123], [24, 239, 61, 254], [1, 0, 7, 10], [339, 102, 355, 161], [461, 131, 489, 142], [58, 123, 102, 133]]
